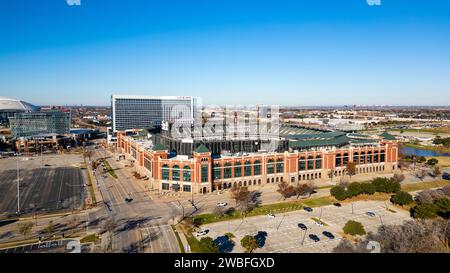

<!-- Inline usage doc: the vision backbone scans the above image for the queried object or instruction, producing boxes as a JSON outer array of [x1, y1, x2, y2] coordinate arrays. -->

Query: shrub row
[[330, 177, 401, 201]]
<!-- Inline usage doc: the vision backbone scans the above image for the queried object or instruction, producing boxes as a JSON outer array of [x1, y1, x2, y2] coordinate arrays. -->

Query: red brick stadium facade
[[116, 132, 398, 194]]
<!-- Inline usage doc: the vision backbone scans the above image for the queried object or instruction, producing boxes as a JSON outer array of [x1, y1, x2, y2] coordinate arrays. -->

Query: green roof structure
[[195, 144, 210, 153], [379, 131, 397, 141], [151, 143, 167, 151]]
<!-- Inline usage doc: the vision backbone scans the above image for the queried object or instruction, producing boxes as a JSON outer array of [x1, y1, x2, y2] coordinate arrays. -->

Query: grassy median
[[193, 196, 334, 225]]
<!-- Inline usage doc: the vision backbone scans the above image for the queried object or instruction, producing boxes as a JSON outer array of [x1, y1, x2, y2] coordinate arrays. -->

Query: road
[[90, 147, 180, 253]]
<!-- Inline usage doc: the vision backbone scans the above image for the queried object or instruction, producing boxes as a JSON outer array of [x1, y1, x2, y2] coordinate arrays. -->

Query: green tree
[[199, 237, 219, 253], [240, 235, 259, 253], [426, 158, 439, 167], [343, 220, 366, 236], [412, 203, 438, 219], [360, 183, 376, 195], [434, 198, 450, 218], [391, 191, 414, 206], [330, 186, 347, 201], [347, 182, 363, 197]]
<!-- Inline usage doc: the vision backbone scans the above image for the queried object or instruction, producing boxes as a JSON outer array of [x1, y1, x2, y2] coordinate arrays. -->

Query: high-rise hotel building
[[111, 95, 197, 132]]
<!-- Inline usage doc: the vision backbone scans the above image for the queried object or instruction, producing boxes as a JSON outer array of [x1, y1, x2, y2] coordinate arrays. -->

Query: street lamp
[[16, 155, 20, 214]]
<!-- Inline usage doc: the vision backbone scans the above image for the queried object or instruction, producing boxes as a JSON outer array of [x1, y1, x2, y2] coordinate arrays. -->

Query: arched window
[[299, 157, 306, 171], [276, 159, 283, 173], [224, 162, 232, 179], [343, 153, 349, 165], [335, 154, 342, 167], [267, 159, 275, 174], [213, 163, 221, 180], [234, 161, 242, 177], [201, 165, 208, 182], [244, 160, 252, 176], [367, 151, 373, 164], [307, 156, 314, 170], [316, 155, 322, 169], [374, 152, 379, 163], [380, 151, 386, 162], [183, 166, 191, 182], [353, 152, 359, 165], [254, 160, 261, 175], [162, 164, 169, 180], [172, 165, 180, 181], [360, 152, 366, 164]]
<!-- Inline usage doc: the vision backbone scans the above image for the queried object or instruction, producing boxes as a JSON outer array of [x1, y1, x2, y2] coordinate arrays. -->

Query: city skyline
[[1, 1, 450, 106]]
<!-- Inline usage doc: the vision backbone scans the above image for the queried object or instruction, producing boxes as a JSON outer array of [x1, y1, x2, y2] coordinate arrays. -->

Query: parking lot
[[197, 200, 411, 253], [0, 239, 91, 253], [0, 154, 86, 216]]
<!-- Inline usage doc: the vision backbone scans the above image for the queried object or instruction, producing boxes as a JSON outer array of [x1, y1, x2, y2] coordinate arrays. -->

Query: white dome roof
[[0, 96, 39, 112]]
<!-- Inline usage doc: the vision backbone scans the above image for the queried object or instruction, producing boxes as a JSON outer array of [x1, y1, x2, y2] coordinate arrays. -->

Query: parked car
[[315, 221, 324, 227], [304, 207, 313, 212], [366, 212, 376, 217], [267, 213, 276, 218], [322, 231, 335, 239], [333, 203, 342, 207], [196, 229, 209, 237], [309, 234, 320, 242], [216, 202, 228, 207], [125, 197, 133, 203], [443, 172, 449, 180], [297, 223, 308, 230]]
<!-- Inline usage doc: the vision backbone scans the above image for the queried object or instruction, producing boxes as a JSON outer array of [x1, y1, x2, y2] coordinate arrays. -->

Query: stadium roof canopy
[[0, 96, 39, 112]]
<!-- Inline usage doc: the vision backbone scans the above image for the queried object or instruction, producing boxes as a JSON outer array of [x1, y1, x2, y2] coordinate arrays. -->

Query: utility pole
[[16, 156, 20, 214]]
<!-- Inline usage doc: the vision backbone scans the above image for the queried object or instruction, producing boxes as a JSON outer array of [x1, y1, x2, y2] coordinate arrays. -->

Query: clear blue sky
[[0, 0, 449, 106]]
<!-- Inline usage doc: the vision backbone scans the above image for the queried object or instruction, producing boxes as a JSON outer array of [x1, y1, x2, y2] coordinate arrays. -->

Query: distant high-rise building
[[111, 95, 197, 132], [9, 111, 71, 138]]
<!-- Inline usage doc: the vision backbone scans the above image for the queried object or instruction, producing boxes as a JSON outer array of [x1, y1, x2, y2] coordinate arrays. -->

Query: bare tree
[[416, 169, 427, 180], [276, 181, 294, 200], [230, 186, 252, 214], [294, 183, 310, 199], [365, 219, 449, 253], [334, 219, 450, 253], [307, 181, 317, 197], [346, 162, 357, 180], [392, 172, 405, 183], [17, 222, 34, 239], [433, 166, 441, 178]]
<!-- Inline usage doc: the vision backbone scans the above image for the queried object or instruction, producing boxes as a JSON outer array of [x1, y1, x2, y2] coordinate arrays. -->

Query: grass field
[[401, 180, 450, 192], [102, 160, 118, 179], [426, 156, 450, 167], [171, 225, 186, 253], [193, 196, 334, 225]]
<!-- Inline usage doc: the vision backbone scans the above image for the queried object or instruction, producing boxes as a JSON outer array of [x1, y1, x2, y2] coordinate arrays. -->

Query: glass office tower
[[111, 95, 197, 132], [9, 111, 71, 138]]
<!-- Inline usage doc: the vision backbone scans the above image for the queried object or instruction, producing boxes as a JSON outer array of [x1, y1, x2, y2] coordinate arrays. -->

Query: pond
[[401, 146, 450, 157]]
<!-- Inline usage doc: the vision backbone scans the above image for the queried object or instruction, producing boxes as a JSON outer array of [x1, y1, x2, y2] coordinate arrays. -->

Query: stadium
[[0, 96, 40, 124]]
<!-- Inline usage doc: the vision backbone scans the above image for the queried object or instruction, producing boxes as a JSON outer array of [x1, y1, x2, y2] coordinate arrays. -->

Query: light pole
[[301, 229, 307, 246], [16, 156, 20, 214]]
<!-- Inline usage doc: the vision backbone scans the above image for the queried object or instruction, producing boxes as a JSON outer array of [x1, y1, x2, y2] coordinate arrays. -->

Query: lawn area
[[184, 231, 203, 253], [80, 233, 100, 244], [171, 225, 186, 253], [426, 156, 450, 167], [103, 160, 118, 179], [390, 127, 450, 134], [401, 180, 450, 192], [193, 196, 334, 225], [85, 170, 97, 205]]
